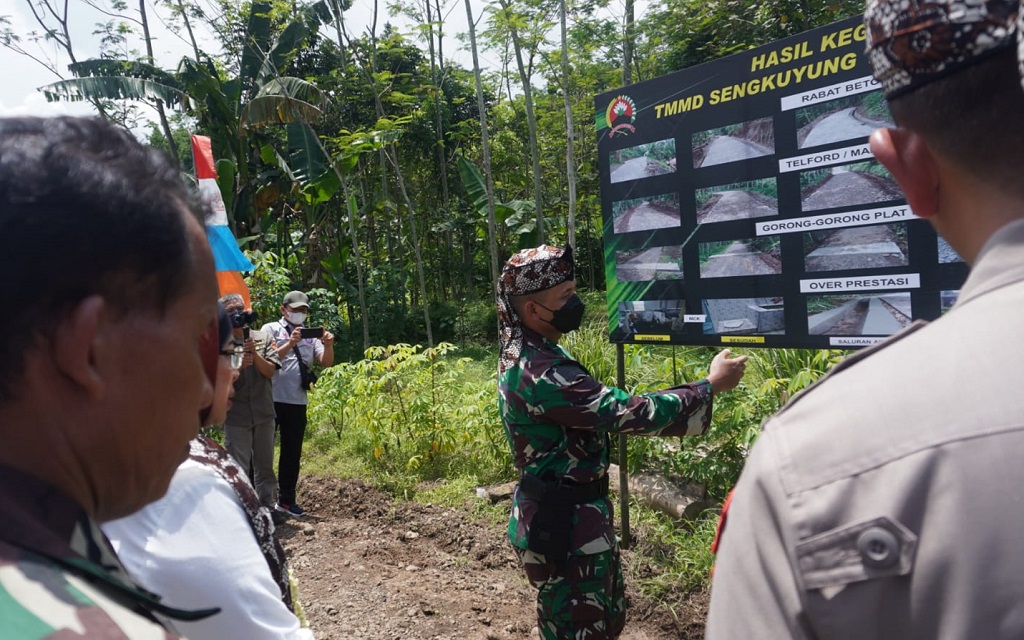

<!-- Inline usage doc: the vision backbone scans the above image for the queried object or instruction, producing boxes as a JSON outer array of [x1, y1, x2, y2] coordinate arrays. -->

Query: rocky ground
[[277, 477, 709, 640]]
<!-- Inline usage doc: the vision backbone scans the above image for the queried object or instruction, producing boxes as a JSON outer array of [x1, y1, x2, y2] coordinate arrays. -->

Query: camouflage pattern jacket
[[0, 464, 217, 638], [498, 328, 713, 555]]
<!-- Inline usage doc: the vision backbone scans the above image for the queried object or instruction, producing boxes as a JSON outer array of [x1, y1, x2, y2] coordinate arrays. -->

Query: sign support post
[[616, 343, 631, 548]]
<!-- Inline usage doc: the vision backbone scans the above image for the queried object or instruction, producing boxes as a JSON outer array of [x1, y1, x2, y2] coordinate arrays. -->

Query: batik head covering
[[865, 0, 1022, 99], [496, 245, 575, 374]]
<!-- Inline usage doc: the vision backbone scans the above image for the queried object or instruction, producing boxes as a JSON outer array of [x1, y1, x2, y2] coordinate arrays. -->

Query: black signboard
[[595, 16, 968, 349]]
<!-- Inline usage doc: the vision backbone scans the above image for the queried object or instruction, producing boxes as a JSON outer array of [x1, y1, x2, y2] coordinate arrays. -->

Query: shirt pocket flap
[[796, 516, 917, 591]]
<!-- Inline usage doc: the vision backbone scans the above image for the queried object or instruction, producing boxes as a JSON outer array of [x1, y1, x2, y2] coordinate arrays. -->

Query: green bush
[[458, 299, 498, 345], [306, 342, 512, 490]]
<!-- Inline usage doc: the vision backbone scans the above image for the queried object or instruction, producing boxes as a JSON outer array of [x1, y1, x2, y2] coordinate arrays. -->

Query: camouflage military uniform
[[0, 464, 217, 638], [499, 326, 713, 639]]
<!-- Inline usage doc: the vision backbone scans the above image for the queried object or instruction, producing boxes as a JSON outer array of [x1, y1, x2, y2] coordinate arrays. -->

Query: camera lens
[[230, 310, 258, 328]]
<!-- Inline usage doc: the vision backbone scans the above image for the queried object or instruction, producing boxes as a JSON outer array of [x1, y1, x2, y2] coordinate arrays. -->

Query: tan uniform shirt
[[707, 219, 1024, 639]]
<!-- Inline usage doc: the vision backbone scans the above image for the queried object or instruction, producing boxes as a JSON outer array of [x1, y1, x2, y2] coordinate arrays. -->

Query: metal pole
[[616, 343, 630, 548]]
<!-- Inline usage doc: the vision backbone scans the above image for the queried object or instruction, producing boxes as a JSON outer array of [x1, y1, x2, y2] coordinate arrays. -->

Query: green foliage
[[306, 343, 511, 488], [628, 503, 721, 596], [696, 177, 778, 208], [656, 346, 842, 499], [559, 307, 842, 501], [244, 248, 300, 320], [860, 91, 890, 120], [456, 299, 498, 345]]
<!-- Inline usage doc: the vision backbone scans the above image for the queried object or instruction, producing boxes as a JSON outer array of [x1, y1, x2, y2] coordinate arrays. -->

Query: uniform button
[[857, 526, 899, 569]]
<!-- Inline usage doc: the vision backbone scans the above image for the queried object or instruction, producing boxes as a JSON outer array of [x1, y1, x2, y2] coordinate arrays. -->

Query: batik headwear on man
[[865, 0, 1023, 99], [497, 245, 575, 374]]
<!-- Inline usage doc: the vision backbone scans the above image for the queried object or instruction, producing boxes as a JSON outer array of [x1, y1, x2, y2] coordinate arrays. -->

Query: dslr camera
[[230, 309, 258, 328]]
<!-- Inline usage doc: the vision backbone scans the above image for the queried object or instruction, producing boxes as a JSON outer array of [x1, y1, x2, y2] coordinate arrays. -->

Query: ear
[[518, 298, 535, 323], [870, 127, 940, 219], [52, 295, 107, 399]]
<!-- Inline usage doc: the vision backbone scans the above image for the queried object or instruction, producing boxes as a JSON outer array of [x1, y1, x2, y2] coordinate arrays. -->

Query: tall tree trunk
[[364, 0, 433, 345], [138, 0, 179, 165], [173, 0, 202, 61], [560, 0, 577, 251], [330, 3, 371, 351], [498, 0, 545, 245], [342, 180, 371, 350], [426, 0, 452, 306], [464, 0, 501, 298], [388, 146, 434, 346], [426, 0, 450, 213], [623, 0, 635, 85]]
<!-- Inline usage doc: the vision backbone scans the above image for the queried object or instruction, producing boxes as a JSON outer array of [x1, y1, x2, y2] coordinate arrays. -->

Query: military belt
[[518, 473, 609, 504]]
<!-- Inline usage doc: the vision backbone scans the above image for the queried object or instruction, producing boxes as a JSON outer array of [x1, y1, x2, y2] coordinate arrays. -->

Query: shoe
[[271, 509, 289, 526], [276, 501, 306, 517]]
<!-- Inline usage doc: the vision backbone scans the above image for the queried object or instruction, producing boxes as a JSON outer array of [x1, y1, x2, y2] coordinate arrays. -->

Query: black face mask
[[536, 294, 586, 334]]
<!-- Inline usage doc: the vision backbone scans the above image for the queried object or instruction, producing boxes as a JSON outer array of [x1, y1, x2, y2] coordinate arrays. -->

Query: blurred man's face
[[224, 299, 246, 338], [92, 210, 219, 520]]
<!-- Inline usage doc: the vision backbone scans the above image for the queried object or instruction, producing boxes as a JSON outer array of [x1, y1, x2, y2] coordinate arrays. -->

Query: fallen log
[[607, 464, 711, 521]]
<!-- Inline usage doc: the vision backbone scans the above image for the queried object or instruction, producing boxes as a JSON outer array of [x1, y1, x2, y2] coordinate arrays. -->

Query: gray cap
[[282, 290, 309, 309]]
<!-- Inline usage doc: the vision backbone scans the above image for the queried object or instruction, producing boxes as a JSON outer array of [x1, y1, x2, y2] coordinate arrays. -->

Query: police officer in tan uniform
[[706, 2, 1024, 638]]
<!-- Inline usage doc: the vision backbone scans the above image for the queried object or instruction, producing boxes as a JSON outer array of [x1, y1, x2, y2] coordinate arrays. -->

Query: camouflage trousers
[[514, 544, 626, 640]]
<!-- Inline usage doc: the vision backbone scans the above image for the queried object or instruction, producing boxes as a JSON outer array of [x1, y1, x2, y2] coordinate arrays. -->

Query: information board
[[595, 16, 967, 349]]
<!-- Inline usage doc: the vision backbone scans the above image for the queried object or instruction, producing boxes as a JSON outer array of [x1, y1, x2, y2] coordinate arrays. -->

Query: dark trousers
[[274, 402, 307, 505]]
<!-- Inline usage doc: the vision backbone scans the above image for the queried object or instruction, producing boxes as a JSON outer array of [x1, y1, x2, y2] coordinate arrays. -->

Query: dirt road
[[701, 241, 778, 278], [279, 477, 707, 640]]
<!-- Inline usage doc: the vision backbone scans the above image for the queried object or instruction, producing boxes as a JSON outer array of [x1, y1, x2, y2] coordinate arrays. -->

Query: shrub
[[307, 343, 511, 487]]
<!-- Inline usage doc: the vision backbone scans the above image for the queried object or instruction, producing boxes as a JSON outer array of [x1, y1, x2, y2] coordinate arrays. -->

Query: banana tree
[[38, 1, 333, 234], [457, 156, 536, 252]]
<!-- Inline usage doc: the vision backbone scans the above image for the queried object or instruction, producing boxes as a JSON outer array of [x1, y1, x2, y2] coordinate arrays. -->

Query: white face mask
[[285, 310, 307, 326]]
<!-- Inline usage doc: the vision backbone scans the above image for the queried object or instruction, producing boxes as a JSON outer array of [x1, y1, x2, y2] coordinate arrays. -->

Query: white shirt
[[261, 319, 324, 406], [103, 460, 314, 640]]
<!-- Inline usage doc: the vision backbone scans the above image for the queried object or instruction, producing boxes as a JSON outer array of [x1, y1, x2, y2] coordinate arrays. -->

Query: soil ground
[[278, 477, 709, 640]]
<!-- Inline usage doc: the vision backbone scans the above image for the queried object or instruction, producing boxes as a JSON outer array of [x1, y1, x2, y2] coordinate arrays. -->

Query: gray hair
[[219, 293, 245, 309]]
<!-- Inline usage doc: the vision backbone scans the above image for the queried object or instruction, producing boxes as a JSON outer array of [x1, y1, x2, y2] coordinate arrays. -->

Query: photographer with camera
[[261, 291, 334, 517], [220, 294, 282, 520]]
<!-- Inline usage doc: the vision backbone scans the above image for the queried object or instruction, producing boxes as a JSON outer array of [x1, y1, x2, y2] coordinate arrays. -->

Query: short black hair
[[0, 116, 205, 400], [889, 47, 1024, 196]]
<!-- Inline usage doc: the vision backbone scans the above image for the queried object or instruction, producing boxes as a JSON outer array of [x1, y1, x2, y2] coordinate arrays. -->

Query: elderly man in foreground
[[0, 117, 220, 637]]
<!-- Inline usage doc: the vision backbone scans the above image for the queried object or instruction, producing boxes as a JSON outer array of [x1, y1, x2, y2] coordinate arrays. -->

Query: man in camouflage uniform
[[497, 245, 747, 639], [0, 117, 220, 637]]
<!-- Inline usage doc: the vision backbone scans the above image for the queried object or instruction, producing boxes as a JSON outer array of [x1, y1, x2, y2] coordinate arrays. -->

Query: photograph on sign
[[795, 91, 893, 149], [609, 137, 677, 184], [692, 117, 775, 168], [799, 160, 901, 212], [807, 292, 911, 336], [615, 245, 684, 282], [940, 290, 960, 313], [938, 237, 964, 263], [595, 15, 968, 349], [699, 236, 782, 279], [695, 177, 778, 224], [802, 220, 908, 272], [611, 193, 681, 233], [618, 300, 685, 338], [702, 297, 786, 336]]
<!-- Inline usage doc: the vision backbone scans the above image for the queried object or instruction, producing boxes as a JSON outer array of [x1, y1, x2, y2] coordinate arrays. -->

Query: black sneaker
[[276, 501, 306, 517], [271, 509, 289, 525]]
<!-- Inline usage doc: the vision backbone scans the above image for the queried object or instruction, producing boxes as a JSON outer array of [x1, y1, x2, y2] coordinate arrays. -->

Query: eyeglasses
[[219, 343, 245, 370]]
